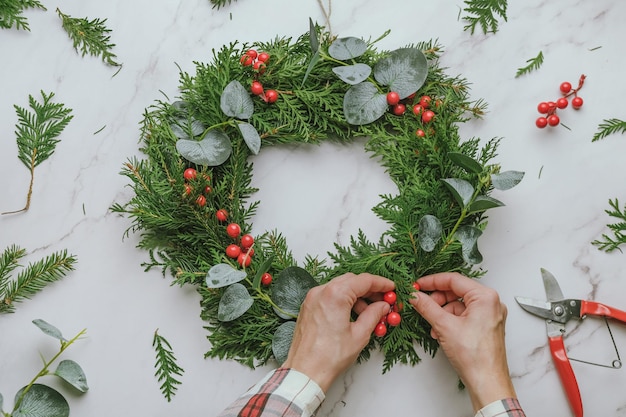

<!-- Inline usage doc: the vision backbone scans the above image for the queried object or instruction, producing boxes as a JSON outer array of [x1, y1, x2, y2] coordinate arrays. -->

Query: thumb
[[410, 292, 447, 329], [353, 300, 390, 339]]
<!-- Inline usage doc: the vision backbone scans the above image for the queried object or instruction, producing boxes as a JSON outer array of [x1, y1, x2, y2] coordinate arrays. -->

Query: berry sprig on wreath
[[112, 20, 524, 371]]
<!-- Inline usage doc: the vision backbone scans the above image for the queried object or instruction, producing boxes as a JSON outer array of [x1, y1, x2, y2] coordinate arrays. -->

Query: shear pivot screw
[[554, 305, 564, 316]]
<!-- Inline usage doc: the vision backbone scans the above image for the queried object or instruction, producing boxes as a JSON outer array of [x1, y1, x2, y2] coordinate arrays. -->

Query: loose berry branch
[[535, 74, 586, 129]]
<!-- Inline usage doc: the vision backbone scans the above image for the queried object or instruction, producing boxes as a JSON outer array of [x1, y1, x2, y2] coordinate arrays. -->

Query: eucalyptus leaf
[[302, 49, 321, 87], [13, 384, 69, 417], [270, 266, 318, 319], [308, 18, 319, 54], [32, 319, 65, 342], [54, 360, 89, 393], [205, 263, 247, 289], [418, 215, 442, 252], [455, 225, 483, 265], [220, 80, 254, 119], [468, 195, 505, 214], [373, 48, 428, 98], [441, 178, 475, 207], [171, 101, 187, 112], [272, 321, 296, 365], [218, 283, 254, 322], [170, 118, 206, 140], [332, 63, 372, 85], [448, 152, 483, 174], [237, 122, 261, 155], [176, 130, 232, 166], [252, 256, 275, 289], [170, 122, 187, 139], [491, 170, 525, 190], [328, 37, 367, 60], [343, 81, 388, 125]]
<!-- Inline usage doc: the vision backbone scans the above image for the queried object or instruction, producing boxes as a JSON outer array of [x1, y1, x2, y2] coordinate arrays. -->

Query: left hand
[[281, 272, 395, 392]]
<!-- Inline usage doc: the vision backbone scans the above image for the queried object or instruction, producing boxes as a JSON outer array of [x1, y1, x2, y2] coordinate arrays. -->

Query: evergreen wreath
[[112, 21, 524, 372]]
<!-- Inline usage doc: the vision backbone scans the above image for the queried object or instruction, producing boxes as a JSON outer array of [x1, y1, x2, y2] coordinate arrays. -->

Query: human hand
[[281, 272, 395, 392], [409, 272, 516, 411]]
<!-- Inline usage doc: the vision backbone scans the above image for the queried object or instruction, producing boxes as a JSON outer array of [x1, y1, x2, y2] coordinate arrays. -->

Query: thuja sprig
[[592, 118, 626, 142], [592, 199, 626, 253], [1, 320, 88, 417], [152, 330, 185, 402], [2, 91, 73, 215], [515, 51, 544, 78], [462, 0, 508, 35], [0, 0, 46, 31], [56, 8, 121, 67], [209, 0, 237, 8], [0, 245, 77, 314]]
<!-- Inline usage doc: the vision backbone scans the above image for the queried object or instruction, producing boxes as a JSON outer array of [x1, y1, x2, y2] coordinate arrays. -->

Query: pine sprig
[[0, 0, 46, 31], [2, 91, 73, 215], [152, 329, 185, 401], [56, 8, 121, 67], [462, 0, 508, 35], [0, 247, 77, 314], [592, 199, 626, 253], [592, 118, 626, 142], [515, 51, 544, 78]]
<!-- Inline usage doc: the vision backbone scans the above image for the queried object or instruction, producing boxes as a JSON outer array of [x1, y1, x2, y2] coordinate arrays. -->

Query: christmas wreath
[[112, 21, 523, 371]]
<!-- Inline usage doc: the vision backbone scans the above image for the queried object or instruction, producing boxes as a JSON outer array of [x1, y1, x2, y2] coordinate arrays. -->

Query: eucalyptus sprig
[[2, 91, 73, 215], [152, 330, 185, 402], [0, 245, 77, 314], [0, 320, 88, 417], [462, 0, 508, 35], [515, 51, 544, 78], [0, 0, 46, 31], [56, 8, 121, 67]]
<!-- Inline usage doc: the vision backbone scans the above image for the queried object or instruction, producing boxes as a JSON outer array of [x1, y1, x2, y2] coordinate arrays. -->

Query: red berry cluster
[[240, 49, 278, 104], [373, 290, 403, 337], [183, 168, 212, 207], [535, 74, 586, 129], [223, 223, 256, 267], [386, 92, 439, 138]]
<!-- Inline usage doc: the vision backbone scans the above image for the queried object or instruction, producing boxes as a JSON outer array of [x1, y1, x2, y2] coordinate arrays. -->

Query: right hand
[[409, 272, 517, 412]]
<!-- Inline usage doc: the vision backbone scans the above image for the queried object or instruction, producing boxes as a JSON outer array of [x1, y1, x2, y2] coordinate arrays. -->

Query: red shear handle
[[549, 335, 583, 417], [580, 300, 626, 322]]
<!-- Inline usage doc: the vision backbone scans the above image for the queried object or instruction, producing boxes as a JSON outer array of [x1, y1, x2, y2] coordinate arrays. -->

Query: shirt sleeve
[[474, 398, 526, 417], [217, 368, 325, 417]]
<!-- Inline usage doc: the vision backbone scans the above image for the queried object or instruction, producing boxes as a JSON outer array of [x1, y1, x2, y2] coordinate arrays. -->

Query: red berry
[[244, 247, 255, 257], [226, 223, 241, 238], [261, 272, 272, 286], [536, 117, 548, 128], [392, 103, 406, 116], [237, 252, 252, 267], [556, 97, 568, 109], [264, 89, 278, 103], [383, 291, 397, 305], [386, 312, 401, 327], [386, 91, 400, 106], [204, 185, 212, 194], [251, 81, 264, 96], [226, 244, 241, 259], [374, 322, 387, 337], [196, 195, 206, 207], [547, 114, 560, 126], [184, 168, 197, 180], [421, 110, 435, 123], [412, 281, 420, 291], [415, 129, 425, 137], [571, 96, 583, 109], [419, 95, 431, 108], [216, 209, 228, 222], [537, 102, 550, 114], [240, 54, 254, 66], [560, 81, 572, 94], [246, 49, 258, 59], [253, 61, 266, 74], [240, 234, 254, 248], [392, 302, 404, 313], [257, 52, 270, 63], [412, 104, 423, 116], [184, 184, 192, 195]]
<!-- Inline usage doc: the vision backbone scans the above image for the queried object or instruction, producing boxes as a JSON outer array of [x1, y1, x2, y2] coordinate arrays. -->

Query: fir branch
[[152, 329, 185, 401], [592, 118, 626, 142], [2, 91, 73, 215], [0, 0, 46, 31], [462, 0, 508, 35], [0, 248, 77, 314], [592, 199, 626, 253], [56, 8, 121, 67], [515, 51, 544, 78]]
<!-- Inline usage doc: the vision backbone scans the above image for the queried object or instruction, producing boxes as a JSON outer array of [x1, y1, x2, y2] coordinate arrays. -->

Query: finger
[[416, 272, 483, 299], [352, 300, 390, 340], [409, 291, 452, 330], [442, 300, 466, 316], [333, 272, 395, 300], [352, 298, 369, 315]]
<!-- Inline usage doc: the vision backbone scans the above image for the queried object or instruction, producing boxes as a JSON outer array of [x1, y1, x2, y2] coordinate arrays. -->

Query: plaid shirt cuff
[[474, 398, 526, 417]]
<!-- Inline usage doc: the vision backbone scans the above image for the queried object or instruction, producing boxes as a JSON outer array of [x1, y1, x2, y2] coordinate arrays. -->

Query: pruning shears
[[515, 268, 626, 417]]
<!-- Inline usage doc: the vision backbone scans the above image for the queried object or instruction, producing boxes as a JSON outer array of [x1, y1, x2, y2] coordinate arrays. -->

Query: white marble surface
[[2, 1, 626, 416]]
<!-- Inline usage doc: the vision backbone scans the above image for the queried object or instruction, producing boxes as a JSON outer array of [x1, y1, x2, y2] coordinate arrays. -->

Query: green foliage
[[462, 0, 508, 35], [0, 246, 77, 314], [1, 320, 87, 417], [56, 8, 121, 67], [152, 330, 185, 402], [113, 28, 522, 371], [209, 0, 236, 9], [0, 0, 46, 31], [592, 118, 626, 142], [515, 51, 544, 78], [592, 199, 626, 253]]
